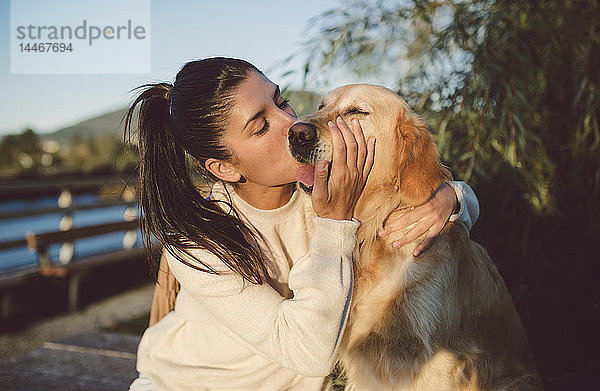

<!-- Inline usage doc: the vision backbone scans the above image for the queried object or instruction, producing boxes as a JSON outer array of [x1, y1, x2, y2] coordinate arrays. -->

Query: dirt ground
[[0, 283, 153, 360]]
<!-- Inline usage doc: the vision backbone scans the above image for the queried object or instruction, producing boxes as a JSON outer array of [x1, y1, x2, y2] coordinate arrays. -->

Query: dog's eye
[[318, 103, 325, 110], [344, 108, 369, 116]]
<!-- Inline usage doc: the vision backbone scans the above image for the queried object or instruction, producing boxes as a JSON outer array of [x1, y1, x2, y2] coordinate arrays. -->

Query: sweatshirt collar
[[210, 181, 305, 223]]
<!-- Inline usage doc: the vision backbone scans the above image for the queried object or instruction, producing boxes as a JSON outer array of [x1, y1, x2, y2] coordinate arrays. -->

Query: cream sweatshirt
[[135, 181, 479, 391]]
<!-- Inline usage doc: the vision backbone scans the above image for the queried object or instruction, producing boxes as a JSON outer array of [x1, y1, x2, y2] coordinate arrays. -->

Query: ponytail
[[123, 81, 269, 284]]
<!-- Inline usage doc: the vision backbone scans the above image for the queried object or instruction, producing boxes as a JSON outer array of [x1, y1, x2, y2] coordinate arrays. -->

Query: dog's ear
[[395, 109, 452, 205]]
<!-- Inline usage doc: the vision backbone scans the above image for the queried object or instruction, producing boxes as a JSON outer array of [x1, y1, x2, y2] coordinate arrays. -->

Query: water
[[0, 194, 143, 271]]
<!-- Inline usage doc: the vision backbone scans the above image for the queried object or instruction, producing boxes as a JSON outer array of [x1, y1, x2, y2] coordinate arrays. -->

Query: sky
[[0, 0, 371, 136]]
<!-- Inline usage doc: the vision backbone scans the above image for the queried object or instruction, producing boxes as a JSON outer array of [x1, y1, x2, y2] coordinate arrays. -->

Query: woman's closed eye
[[253, 97, 291, 136], [254, 120, 269, 136]]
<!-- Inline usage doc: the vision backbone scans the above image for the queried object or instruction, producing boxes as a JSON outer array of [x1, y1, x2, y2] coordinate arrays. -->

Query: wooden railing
[[0, 198, 135, 220], [0, 175, 125, 200], [23, 218, 157, 311], [0, 185, 158, 317], [25, 219, 141, 269]]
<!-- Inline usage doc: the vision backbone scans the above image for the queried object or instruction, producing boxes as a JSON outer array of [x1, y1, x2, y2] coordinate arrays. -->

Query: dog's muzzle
[[288, 122, 319, 194], [288, 122, 317, 164]]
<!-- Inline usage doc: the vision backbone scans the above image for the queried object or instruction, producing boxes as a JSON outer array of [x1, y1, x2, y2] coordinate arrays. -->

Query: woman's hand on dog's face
[[378, 183, 458, 256], [312, 116, 376, 221]]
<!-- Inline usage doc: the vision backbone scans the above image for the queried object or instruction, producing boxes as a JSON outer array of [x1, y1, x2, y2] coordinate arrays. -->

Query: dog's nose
[[288, 122, 317, 146]]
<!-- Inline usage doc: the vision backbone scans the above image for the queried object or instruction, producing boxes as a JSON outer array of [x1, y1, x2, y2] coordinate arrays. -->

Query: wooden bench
[[24, 219, 158, 311]]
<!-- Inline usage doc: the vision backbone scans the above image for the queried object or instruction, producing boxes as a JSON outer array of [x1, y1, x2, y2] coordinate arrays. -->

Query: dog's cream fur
[[289, 85, 542, 390]]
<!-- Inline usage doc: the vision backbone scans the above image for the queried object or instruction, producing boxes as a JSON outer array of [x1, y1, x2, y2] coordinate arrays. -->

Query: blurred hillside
[[37, 108, 128, 146], [0, 90, 320, 179]]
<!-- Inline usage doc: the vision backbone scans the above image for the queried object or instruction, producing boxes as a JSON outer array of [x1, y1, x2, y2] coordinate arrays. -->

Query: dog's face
[[288, 84, 403, 193], [288, 84, 449, 206]]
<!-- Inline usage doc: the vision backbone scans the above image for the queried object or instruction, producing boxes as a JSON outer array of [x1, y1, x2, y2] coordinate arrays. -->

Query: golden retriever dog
[[287, 84, 542, 390]]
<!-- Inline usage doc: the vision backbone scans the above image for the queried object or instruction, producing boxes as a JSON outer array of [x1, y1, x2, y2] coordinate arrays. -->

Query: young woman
[[125, 57, 479, 391]]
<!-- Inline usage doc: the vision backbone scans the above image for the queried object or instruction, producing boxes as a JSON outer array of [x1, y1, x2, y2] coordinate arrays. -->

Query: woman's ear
[[205, 158, 242, 183]]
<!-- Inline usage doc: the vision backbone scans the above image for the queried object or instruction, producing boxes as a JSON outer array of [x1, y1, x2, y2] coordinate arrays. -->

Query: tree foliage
[[302, 0, 600, 387], [0, 129, 137, 177], [303, 0, 599, 213], [0, 128, 41, 168]]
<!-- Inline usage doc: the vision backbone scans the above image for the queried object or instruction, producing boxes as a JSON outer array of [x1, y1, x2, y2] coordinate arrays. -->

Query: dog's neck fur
[[342, 112, 452, 354]]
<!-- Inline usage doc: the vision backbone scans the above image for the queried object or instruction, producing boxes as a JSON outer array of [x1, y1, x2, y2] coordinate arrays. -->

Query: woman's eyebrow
[[242, 84, 281, 132]]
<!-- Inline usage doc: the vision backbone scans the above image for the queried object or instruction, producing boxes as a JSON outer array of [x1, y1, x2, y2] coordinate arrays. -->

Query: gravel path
[[0, 283, 153, 360]]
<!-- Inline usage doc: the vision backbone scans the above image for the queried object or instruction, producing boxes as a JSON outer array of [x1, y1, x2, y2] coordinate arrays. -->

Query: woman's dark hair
[[123, 57, 269, 284]]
